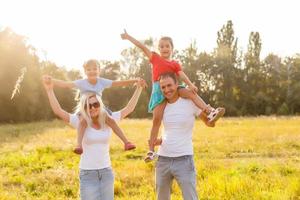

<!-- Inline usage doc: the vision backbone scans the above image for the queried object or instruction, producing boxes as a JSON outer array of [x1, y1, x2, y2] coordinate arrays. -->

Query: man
[[152, 72, 214, 200]]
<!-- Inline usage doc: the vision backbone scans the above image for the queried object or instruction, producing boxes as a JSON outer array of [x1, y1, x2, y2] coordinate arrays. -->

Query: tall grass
[[0, 117, 300, 199]]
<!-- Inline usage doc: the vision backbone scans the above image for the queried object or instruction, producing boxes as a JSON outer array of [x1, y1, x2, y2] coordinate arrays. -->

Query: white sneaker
[[207, 107, 225, 123], [144, 151, 157, 163]]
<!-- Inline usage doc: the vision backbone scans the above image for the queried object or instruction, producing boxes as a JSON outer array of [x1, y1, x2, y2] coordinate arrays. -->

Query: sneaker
[[73, 147, 83, 155], [204, 104, 213, 114], [207, 107, 225, 124], [124, 142, 136, 151], [144, 151, 157, 163]]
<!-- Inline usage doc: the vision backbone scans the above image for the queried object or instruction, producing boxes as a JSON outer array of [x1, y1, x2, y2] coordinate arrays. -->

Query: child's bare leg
[[74, 116, 87, 154], [178, 88, 211, 114], [148, 101, 166, 152], [106, 115, 136, 150], [179, 88, 225, 125]]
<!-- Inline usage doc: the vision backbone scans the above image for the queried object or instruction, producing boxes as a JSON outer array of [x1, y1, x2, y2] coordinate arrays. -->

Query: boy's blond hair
[[83, 59, 100, 69]]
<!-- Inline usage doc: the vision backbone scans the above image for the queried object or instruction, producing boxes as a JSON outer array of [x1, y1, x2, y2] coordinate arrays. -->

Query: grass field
[[0, 117, 300, 200]]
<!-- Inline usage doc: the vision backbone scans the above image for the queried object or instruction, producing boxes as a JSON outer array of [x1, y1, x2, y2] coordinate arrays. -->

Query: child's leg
[[178, 88, 211, 113], [74, 115, 87, 154], [148, 101, 167, 152], [105, 115, 136, 150], [178, 88, 225, 125]]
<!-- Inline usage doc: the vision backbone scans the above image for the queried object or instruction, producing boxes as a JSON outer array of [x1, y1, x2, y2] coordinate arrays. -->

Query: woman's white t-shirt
[[69, 112, 121, 170]]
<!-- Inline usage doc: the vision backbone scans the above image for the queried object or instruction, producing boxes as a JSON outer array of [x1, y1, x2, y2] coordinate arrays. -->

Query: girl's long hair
[[75, 92, 107, 128]]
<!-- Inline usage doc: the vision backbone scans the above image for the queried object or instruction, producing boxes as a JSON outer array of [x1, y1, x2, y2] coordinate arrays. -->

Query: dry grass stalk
[[10, 67, 27, 100]]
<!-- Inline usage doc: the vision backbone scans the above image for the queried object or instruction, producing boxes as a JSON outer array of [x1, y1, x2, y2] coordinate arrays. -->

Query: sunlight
[[0, 0, 299, 69]]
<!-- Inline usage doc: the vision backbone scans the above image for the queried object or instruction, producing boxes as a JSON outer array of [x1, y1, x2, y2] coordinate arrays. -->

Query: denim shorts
[[80, 167, 114, 200]]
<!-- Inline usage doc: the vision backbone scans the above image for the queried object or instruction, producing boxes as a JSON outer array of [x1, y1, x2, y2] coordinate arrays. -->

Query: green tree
[[0, 28, 45, 122], [280, 56, 300, 114], [212, 20, 240, 115], [243, 32, 267, 115], [262, 54, 282, 114]]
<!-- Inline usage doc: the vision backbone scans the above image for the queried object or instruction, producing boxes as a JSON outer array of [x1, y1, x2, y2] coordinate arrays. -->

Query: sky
[[0, 0, 299, 70]]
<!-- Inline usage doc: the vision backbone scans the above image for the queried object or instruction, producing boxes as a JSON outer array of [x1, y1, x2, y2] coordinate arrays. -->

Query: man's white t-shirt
[[69, 111, 121, 170], [157, 97, 201, 157]]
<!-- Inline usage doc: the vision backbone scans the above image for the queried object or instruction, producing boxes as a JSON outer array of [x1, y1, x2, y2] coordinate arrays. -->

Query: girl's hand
[[120, 29, 130, 40], [42, 75, 53, 90]]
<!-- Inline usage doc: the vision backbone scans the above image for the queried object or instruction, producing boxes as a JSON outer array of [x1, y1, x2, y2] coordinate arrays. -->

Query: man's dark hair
[[158, 72, 178, 83]]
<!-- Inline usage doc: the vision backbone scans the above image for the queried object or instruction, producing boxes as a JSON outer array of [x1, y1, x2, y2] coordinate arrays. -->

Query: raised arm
[[111, 79, 139, 87], [42, 76, 70, 123], [120, 79, 147, 119], [44, 75, 75, 89], [121, 29, 152, 59], [178, 71, 198, 93]]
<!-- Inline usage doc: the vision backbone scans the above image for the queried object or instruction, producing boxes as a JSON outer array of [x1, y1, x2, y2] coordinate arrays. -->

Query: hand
[[42, 75, 53, 90], [135, 78, 147, 89], [147, 137, 162, 148], [154, 137, 162, 146], [120, 29, 130, 40], [189, 84, 198, 94]]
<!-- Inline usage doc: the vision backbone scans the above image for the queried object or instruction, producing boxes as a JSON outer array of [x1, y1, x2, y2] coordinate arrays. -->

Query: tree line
[[0, 20, 299, 122]]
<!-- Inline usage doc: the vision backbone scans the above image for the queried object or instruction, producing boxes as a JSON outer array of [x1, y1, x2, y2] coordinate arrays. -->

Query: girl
[[121, 30, 225, 162], [44, 59, 139, 154]]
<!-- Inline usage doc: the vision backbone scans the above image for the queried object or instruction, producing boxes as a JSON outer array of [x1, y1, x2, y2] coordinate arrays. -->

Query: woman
[[43, 76, 146, 200]]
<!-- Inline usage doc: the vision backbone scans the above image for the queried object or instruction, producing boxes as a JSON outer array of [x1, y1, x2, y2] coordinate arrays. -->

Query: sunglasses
[[85, 102, 100, 109]]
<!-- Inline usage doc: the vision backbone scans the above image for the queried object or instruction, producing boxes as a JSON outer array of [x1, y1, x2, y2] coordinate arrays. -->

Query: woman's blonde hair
[[75, 92, 107, 128]]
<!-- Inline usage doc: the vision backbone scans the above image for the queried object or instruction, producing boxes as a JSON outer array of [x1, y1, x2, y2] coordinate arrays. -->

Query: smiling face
[[80, 93, 106, 128], [159, 76, 179, 102], [158, 38, 173, 59], [86, 96, 101, 118], [83, 60, 100, 82]]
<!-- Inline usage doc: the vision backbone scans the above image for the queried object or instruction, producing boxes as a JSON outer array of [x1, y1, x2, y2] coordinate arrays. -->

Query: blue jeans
[[155, 155, 198, 200], [80, 167, 114, 200]]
